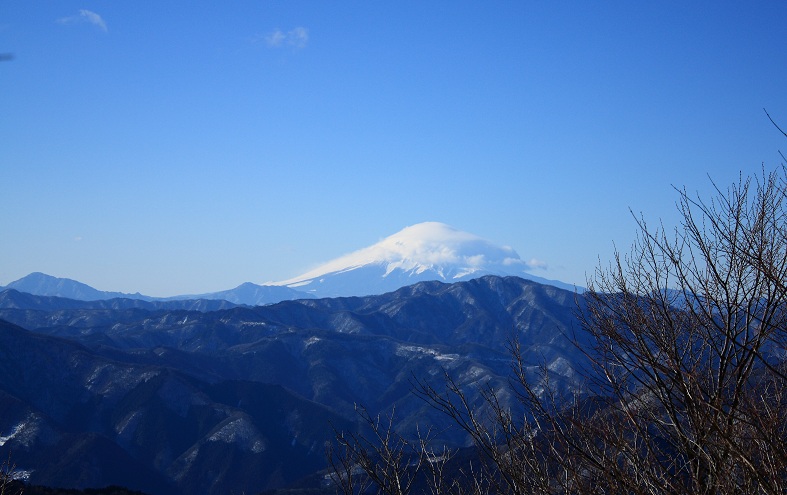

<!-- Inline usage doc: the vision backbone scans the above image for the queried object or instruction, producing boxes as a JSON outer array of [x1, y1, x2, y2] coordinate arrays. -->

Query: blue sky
[[1, 1, 786, 296]]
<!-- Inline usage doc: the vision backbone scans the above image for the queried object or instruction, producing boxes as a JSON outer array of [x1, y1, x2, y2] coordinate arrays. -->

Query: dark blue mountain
[[4, 272, 152, 301], [0, 319, 351, 495], [0, 275, 589, 494]]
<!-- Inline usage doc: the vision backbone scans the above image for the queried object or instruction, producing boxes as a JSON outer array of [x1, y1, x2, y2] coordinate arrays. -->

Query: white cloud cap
[[276, 222, 534, 284], [268, 222, 577, 296]]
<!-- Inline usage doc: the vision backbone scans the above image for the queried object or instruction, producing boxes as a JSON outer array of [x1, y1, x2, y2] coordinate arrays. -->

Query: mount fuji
[[271, 221, 577, 297]]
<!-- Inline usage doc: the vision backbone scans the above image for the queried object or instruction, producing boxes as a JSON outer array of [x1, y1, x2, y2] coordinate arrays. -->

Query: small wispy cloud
[[525, 258, 549, 270], [262, 26, 309, 49], [288, 27, 309, 48], [265, 30, 286, 47], [57, 9, 108, 33]]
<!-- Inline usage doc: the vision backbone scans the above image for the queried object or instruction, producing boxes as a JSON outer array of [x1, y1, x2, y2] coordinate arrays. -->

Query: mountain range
[[1, 222, 578, 304], [0, 275, 588, 495]]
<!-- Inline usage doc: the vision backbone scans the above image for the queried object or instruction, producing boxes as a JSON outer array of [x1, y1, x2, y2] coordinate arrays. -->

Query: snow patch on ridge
[[0, 422, 25, 446], [0, 413, 53, 448], [395, 344, 460, 363], [208, 416, 266, 453]]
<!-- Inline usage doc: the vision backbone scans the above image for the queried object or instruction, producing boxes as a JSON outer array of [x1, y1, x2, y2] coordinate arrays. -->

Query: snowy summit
[[271, 222, 570, 297]]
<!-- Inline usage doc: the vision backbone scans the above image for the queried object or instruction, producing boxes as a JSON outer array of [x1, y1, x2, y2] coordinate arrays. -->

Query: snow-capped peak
[[270, 222, 542, 297]]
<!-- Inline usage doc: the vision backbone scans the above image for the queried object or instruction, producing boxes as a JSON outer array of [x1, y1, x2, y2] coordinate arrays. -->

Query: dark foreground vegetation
[[2, 481, 147, 495], [1, 457, 144, 495]]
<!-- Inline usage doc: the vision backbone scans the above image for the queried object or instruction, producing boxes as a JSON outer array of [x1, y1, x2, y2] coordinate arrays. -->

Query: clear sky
[[1, 1, 786, 296]]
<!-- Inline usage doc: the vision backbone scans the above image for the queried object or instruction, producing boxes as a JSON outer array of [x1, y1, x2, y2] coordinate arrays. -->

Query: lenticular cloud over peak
[[271, 222, 561, 297], [357, 221, 523, 272]]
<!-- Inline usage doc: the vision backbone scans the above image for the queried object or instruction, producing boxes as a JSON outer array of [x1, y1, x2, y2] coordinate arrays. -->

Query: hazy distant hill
[[168, 281, 315, 305], [3, 272, 155, 301], [0, 288, 240, 312], [1, 273, 312, 306]]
